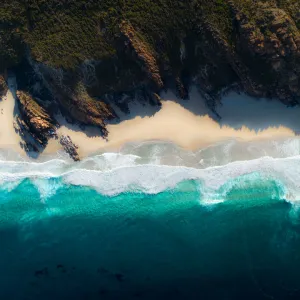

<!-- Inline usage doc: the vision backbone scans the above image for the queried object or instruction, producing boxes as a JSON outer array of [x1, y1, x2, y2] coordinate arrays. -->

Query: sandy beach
[[2, 85, 300, 159], [49, 87, 300, 157], [0, 77, 23, 154]]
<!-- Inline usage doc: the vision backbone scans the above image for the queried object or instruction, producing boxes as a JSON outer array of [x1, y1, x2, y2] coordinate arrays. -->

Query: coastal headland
[[1, 1, 300, 160]]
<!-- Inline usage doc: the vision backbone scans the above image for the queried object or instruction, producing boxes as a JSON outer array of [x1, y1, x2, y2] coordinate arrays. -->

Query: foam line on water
[[0, 152, 298, 202]]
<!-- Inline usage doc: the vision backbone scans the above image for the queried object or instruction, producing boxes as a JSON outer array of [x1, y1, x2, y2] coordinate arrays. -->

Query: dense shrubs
[[0, 0, 297, 72], [0, 0, 234, 70]]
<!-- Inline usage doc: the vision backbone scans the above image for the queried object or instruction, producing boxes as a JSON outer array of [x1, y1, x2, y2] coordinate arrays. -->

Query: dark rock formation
[[175, 76, 189, 100], [0, 75, 7, 98], [34, 268, 49, 277], [56, 82, 117, 137], [59, 135, 80, 161], [28, 61, 118, 137], [16, 91, 57, 147], [150, 93, 162, 107], [197, 20, 261, 98]]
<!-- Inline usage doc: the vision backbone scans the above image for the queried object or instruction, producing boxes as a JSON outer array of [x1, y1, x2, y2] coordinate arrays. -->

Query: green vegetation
[[0, 1, 26, 71], [0, 0, 234, 70], [276, 0, 300, 28], [1, 0, 299, 103]]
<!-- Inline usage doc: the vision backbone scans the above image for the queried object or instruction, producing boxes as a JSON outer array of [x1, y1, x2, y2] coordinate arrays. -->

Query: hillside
[[1, 0, 300, 158]]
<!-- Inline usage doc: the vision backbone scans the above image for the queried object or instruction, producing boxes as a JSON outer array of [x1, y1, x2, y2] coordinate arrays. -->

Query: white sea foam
[[62, 156, 294, 198], [0, 150, 297, 203], [0, 138, 300, 201], [31, 178, 64, 202]]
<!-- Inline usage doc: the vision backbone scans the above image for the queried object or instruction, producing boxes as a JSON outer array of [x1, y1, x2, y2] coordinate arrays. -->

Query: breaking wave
[[2, 140, 300, 300], [0, 138, 300, 203]]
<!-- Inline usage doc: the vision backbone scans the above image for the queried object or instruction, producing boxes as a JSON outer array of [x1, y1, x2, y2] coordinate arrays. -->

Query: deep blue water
[[1, 174, 300, 299]]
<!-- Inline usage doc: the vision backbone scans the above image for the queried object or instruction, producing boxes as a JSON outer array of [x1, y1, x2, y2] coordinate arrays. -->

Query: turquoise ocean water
[[1, 141, 300, 299]]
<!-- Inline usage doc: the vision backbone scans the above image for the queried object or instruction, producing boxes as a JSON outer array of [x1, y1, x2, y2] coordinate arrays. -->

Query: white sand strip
[[46, 88, 298, 158], [1, 84, 299, 159], [0, 77, 23, 154]]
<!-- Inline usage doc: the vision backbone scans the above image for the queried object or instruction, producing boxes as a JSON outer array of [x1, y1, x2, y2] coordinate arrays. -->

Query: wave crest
[[0, 150, 297, 203]]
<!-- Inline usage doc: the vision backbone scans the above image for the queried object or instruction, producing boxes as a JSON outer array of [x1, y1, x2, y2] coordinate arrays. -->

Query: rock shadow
[[162, 86, 300, 135]]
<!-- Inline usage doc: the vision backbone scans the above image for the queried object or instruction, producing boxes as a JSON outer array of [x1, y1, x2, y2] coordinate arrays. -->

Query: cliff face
[[54, 81, 117, 136], [120, 21, 164, 91], [29, 61, 118, 136]]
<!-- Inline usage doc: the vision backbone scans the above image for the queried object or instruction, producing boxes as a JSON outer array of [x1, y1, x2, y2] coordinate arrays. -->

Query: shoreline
[[2, 86, 300, 161], [49, 88, 298, 158]]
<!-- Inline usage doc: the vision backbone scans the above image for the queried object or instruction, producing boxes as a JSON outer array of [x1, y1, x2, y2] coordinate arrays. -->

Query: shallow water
[[1, 141, 300, 299]]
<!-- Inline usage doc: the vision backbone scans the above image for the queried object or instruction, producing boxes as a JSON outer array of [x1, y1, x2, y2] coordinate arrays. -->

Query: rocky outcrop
[[175, 76, 189, 100], [120, 21, 164, 90], [28, 61, 118, 137], [56, 82, 117, 137], [149, 93, 162, 106], [16, 91, 57, 147], [0, 75, 7, 97], [236, 5, 300, 58], [198, 20, 262, 97], [59, 135, 80, 161], [231, 1, 300, 102]]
